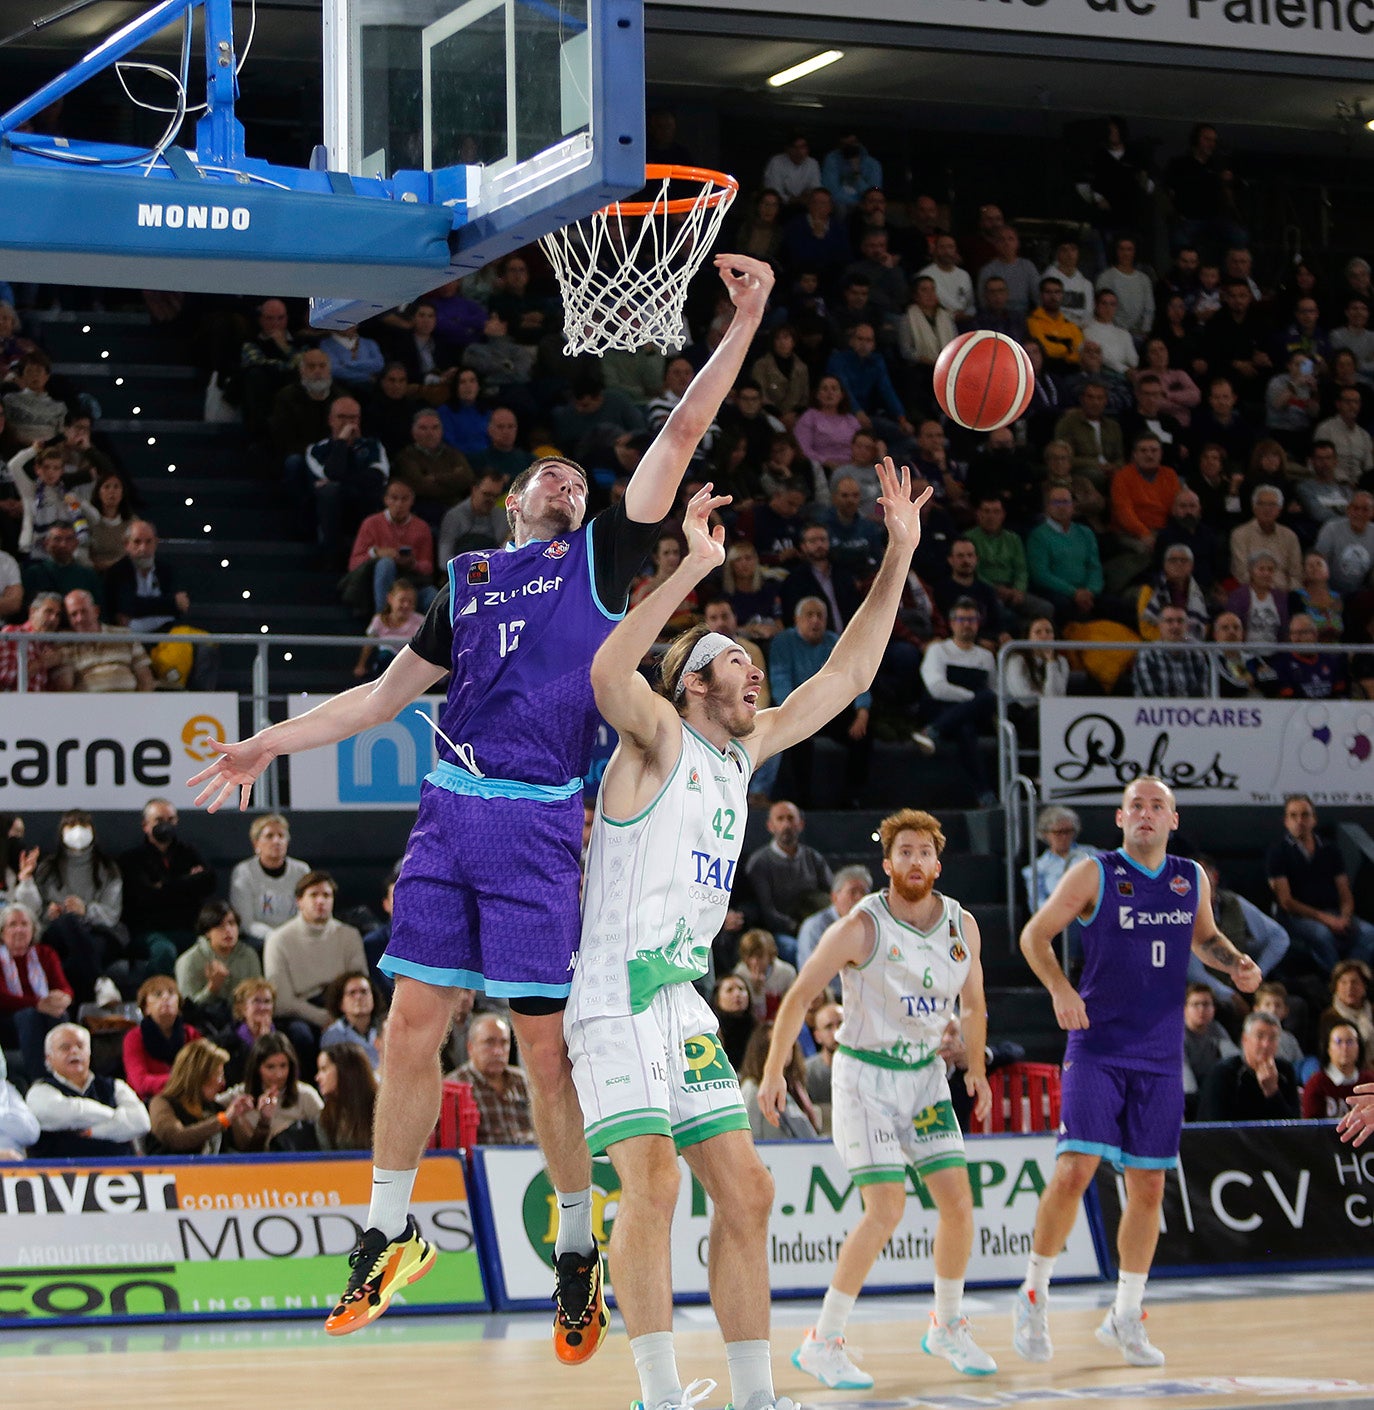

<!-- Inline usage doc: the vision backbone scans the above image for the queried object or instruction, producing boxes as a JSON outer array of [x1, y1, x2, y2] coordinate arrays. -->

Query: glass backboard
[[322, 0, 643, 267]]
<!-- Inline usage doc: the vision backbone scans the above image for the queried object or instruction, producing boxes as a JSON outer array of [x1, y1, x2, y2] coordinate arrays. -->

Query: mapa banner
[[474, 1137, 1101, 1308], [1039, 697, 1374, 807], [287, 694, 446, 809], [0, 1154, 485, 1325], [0, 694, 238, 808], [1095, 1123, 1374, 1273]]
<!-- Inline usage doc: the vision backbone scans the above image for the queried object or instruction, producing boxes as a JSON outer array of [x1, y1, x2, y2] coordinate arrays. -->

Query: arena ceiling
[[0, 0, 1370, 148]]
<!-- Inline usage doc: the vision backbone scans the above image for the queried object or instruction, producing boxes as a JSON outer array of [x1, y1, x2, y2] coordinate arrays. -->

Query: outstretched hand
[[714, 253, 775, 320], [681, 483, 731, 574], [186, 736, 276, 813], [874, 455, 932, 553]]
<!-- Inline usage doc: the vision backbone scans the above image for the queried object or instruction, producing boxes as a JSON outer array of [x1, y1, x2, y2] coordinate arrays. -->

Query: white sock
[[367, 1167, 418, 1240], [1114, 1270, 1148, 1319], [631, 1331, 681, 1410], [933, 1275, 963, 1327], [554, 1186, 595, 1257], [815, 1286, 856, 1341], [1023, 1252, 1056, 1300], [725, 1339, 775, 1410]]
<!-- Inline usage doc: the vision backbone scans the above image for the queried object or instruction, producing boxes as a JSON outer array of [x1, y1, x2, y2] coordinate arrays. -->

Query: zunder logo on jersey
[[1119, 905, 1135, 930]]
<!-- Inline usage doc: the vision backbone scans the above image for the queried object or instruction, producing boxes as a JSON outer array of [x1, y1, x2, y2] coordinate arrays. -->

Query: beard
[[703, 678, 756, 739], [890, 870, 935, 904]]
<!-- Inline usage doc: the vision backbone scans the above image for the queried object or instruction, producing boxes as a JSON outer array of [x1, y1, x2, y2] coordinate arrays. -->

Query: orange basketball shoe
[[324, 1216, 436, 1335], [552, 1248, 609, 1364]]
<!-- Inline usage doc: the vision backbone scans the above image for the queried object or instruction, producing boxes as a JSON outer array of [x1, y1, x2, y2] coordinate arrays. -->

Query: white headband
[[673, 632, 739, 699]]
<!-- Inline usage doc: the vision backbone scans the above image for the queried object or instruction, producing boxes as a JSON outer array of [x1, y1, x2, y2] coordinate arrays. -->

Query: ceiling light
[[767, 50, 843, 88]]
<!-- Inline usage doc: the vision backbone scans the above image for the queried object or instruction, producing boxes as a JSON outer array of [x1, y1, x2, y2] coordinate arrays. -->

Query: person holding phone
[[1264, 349, 1321, 454], [347, 477, 436, 614]]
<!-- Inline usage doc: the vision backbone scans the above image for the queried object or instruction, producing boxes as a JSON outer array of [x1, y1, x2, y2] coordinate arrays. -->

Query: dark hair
[[324, 969, 382, 1021], [295, 869, 336, 899], [317, 1044, 378, 1151], [1318, 1012, 1366, 1071], [244, 1031, 301, 1106], [196, 898, 240, 937]]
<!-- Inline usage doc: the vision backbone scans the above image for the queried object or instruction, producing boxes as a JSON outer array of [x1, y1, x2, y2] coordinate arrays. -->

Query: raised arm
[[757, 910, 873, 1125], [1020, 855, 1102, 1031], [187, 645, 449, 812], [1189, 865, 1261, 992], [590, 486, 731, 751], [622, 255, 774, 524], [749, 458, 931, 762]]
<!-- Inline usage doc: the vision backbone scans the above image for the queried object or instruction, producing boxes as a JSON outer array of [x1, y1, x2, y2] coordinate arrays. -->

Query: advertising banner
[[475, 1137, 1101, 1308], [286, 694, 445, 809], [0, 694, 238, 809], [1094, 1123, 1374, 1273], [664, 0, 1374, 63], [1038, 697, 1374, 807], [0, 1154, 485, 1325]]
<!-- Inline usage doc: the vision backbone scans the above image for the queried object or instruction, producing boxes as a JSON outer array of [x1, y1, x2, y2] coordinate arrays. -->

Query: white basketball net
[[540, 169, 738, 356]]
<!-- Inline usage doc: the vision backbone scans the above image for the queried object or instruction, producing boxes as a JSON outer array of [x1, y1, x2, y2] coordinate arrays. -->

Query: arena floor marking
[[4, 1275, 1371, 1410]]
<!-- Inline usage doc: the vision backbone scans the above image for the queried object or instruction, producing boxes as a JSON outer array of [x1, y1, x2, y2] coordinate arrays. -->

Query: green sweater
[[967, 527, 1028, 593], [1026, 520, 1104, 597]]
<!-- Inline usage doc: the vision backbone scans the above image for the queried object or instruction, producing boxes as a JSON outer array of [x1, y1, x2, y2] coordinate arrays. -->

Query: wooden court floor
[[5, 1278, 1373, 1410]]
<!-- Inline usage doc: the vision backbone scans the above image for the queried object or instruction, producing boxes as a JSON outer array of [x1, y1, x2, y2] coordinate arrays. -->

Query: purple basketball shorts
[[1057, 1056, 1183, 1170], [381, 780, 583, 1000]]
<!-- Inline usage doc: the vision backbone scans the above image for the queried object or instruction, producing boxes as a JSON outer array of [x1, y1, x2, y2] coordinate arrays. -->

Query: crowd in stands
[[4, 122, 1374, 782], [5, 115, 1374, 1157], [3, 782, 1371, 1161]]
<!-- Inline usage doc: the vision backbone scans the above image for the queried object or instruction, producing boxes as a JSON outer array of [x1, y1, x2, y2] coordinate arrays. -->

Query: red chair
[[426, 1080, 480, 1151], [976, 1062, 1062, 1134]]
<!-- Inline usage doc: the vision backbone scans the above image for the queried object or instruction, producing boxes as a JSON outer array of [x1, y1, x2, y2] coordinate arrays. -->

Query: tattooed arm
[[1191, 865, 1262, 994]]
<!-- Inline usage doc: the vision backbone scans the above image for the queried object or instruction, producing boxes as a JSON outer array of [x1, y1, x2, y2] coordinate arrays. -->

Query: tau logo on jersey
[[1119, 904, 1135, 930], [1170, 874, 1192, 896], [949, 939, 968, 963], [543, 539, 569, 559], [1117, 880, 1134, 897], [467, 560, 490, 585], [686, 768, 702, 793], [690, 850, 737, 890]]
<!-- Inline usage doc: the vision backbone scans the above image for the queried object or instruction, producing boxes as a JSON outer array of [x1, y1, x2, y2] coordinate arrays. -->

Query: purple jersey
[[1066, 849, 1200, 1075]]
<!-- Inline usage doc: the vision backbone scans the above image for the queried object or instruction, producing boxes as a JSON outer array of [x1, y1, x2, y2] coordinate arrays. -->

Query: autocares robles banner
[[472, 1136, 1102, 1309], [1039, 697, 1374, 806], [0, 1154, 486, 1325]]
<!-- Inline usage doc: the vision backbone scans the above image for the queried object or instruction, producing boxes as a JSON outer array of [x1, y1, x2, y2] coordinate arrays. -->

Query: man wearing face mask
[[119, 799, 216, 950]]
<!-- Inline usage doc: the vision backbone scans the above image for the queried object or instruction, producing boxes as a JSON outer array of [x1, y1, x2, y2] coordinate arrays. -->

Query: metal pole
[[251, 639, 274, 810], [15, 639, 28, 693]]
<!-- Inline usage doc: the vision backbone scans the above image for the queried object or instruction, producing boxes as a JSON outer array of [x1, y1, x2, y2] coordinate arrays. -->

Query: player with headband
[[567, 461, 931, 1410]]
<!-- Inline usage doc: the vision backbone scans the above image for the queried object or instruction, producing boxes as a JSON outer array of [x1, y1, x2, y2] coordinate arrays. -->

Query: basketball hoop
[[540, 164, 739, 357]]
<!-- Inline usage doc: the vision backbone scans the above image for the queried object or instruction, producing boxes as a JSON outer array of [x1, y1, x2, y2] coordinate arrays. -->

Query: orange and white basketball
[[933, 330, 1036, 432]]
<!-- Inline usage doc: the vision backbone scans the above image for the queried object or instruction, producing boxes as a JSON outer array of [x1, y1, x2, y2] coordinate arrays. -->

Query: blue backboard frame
[[0, 0, 644, 326]]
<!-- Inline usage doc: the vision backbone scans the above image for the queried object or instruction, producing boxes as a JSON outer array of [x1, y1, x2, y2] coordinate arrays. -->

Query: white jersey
[[572, 721, 752, 1018], [837, 890, 971, 1071]]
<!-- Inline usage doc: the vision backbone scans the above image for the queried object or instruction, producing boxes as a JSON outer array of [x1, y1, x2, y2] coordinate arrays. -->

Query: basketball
[[933, 330, 1037, 432]]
